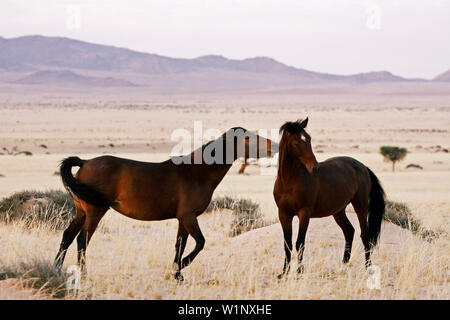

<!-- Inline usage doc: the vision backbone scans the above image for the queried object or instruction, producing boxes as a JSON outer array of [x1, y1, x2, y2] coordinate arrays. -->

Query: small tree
[[380, 146, 407, 172]]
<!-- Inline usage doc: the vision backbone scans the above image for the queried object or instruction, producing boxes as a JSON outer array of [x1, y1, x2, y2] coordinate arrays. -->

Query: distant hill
[[346, 71, 405, 82], [1, 35, 448, 90], [0, 35, 409, 80], [0, 35, 342, 81], [14, 70, 137, 87], [433, 69, 450, 81]]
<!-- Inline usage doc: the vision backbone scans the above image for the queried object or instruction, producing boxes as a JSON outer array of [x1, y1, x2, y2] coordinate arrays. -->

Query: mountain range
[[0, 35, 448, 89]]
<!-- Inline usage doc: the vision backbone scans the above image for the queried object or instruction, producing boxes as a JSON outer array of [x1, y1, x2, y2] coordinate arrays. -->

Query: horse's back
[[313, 156, 370, 217], [84, 155, 161, 168], [77, 155, 171, 185], [319, 156, 370, 186], [321, 156, 366, 169]]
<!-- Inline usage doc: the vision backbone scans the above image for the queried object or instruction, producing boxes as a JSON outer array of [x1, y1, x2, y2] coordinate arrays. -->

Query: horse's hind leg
[[54, 203, 86, 269], [173, 221, 188, 281], [333, 209, 355, 263], [352, 199, 372, 268], [179, 214, 205, 270], [76, 203, 107, 273]]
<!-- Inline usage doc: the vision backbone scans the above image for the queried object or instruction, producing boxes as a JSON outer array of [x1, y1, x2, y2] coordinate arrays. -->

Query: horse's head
[[243, 130, 278, 159], [279, 118, 318, 174], [224, 127, 278, 161]]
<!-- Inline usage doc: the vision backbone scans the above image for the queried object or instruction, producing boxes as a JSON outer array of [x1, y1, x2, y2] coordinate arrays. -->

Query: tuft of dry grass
[[0, 258, 71, 298], [384, 200, 443, 240], [0, 190, 75, 230], [207, 196, 273, 236]]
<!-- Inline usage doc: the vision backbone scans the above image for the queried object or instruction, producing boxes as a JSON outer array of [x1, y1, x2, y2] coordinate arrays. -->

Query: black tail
[[367, 167, 385, 247], [60, 157, 110, 209]]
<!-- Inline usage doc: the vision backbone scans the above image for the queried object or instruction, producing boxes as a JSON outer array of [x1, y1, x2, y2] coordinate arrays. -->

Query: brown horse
[[54, 127, 274, 281], [274, 118, 385, 278]]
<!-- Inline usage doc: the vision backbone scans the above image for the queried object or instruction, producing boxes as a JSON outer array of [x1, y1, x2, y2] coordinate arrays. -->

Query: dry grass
[[0, 95, 448, 299], [207, 196, 274, 236], [0, 151, 448, 299], [0, 258, 71, 298], [0, 190, 74, 230], [385, 200, 443, 240], [0, 209, 448, 299]]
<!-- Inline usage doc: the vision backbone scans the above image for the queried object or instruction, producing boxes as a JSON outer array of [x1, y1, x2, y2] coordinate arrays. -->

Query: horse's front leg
[[296, 208, 311, 274], [173, 221, 188, 281], [179, 214, 205, 270], [277, 209, 293, 279]]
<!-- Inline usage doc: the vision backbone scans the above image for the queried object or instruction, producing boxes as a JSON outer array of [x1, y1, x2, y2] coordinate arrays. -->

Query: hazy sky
[[1, 0, 449, 78]]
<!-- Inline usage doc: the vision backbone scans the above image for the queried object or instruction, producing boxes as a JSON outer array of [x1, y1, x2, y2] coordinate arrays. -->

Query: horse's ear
[[299, 117, 308, 128]]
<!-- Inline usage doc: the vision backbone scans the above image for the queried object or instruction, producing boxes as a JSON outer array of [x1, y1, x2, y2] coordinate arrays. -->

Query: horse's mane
[[200, 127, 248, 150], [278, 119, 307, 171], [279, 119, 306, 135], [172, 127, 248, 163], [229, 126, 247, 133]]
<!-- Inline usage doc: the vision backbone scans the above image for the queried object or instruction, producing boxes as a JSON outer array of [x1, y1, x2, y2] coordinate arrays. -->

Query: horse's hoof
[[174, 272, 184, 282], [296, 265, 304, 274], [277, 273, 286, 280]]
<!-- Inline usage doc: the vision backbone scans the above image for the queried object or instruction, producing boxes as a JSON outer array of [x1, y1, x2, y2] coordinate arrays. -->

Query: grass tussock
[[0, 190, 75, 230], [384, 200, 442, 240], [0, 258, 71, 298], [207, 196, 272, 236]]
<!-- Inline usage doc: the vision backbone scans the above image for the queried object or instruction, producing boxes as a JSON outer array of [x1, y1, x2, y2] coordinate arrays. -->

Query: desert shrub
[[15, 151, 33, 156], [406, 163, 423, 170], [384, 200, 440, 240], [207, 196, 270, 236], [380, 146, 407, 172], [0, 258, 71, 298], [0, 190, 75, 230]]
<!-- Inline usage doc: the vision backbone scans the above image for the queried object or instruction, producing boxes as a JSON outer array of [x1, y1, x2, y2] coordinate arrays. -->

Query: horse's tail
[[366, 167, 385, 247], [60, 156, 110, 209]]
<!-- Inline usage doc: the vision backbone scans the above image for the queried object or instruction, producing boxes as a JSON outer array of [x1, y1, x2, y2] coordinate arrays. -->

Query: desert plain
[[0, 83, 449, 299]]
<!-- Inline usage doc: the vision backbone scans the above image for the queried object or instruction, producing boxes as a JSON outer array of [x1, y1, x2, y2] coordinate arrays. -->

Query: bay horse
[[274, 118, 385, 278], [54, 127, 274, 281]]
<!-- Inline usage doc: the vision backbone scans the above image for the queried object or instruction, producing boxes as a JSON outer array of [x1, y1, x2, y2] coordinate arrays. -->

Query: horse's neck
[[202, 163, 234, 188], [278, 152, 309, 185], [191, 140, 237, 189]]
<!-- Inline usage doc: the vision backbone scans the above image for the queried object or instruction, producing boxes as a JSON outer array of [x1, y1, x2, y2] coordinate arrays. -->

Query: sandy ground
[[0, 89, 449, 299]]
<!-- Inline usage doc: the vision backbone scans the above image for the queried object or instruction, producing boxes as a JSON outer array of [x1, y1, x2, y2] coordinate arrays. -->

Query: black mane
[[279, 119, 305, 134], [229, 127, 248, 133]]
